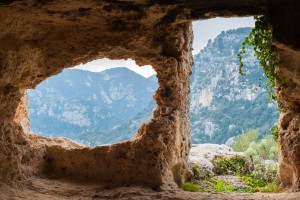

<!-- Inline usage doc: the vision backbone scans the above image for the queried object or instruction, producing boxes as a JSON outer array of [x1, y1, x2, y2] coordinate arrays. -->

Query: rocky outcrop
[[0, 0, 300, 194], [189, 144, 242, 176]]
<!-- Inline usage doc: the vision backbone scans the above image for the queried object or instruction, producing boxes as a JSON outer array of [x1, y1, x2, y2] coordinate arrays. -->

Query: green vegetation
[[208, 177, 277, 193], [231, 129, 259, 152], [180, 182, 201, 192], [238, 176, 280, 193], [231, 129, 278, 161], [212, 155, 251, 176], [212, 178, 234, 192], [271, 124, 279, 143], [181, 129, 279, 193], [211, 155, 278, 192], [239, 176, 266, 188], [244, 135, 278, 160], [238, 15, 280, 103]]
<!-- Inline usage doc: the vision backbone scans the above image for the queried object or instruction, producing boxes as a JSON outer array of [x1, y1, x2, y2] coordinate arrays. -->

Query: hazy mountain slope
[[73, 75, 158, 145], [74, 99, 157, 145], [103, 28, 279, 145], [28, 28, 279, 146], [28, 68, 158, 138], [190, 28, 278, 144]]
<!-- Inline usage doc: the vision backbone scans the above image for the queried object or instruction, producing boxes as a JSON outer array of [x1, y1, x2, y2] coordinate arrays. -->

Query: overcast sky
[[73, 17, 255, 77]]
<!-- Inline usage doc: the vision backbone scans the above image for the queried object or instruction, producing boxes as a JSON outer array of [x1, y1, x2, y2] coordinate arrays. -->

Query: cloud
[[73, 58, 156, 78]]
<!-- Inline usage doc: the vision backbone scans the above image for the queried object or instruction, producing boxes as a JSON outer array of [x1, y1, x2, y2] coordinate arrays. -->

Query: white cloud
[[73, 58, 156, 78]]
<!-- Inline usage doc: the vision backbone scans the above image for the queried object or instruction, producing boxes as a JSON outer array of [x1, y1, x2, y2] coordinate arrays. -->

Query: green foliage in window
[[238, 15, 280, 103], [270, 124, 279, 143]]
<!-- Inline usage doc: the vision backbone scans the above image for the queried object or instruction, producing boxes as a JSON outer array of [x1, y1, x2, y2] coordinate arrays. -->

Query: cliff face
[[0, 0, 300, 194], [191, 28, 278, 144], [269, 1, 300, 192]]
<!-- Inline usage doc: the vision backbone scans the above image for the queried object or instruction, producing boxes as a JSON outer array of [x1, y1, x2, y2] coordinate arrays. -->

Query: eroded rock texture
[[0, 0, 300, 193], [269, 1, 300, 192], [0, 0, 197, 189]]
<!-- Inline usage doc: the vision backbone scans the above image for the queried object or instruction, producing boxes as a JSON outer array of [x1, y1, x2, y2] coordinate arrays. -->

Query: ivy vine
[[238, 15, 280, 103]]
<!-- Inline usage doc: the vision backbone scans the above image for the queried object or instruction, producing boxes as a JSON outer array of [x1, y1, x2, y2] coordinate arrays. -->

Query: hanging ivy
[[238, 15, 280, 103]]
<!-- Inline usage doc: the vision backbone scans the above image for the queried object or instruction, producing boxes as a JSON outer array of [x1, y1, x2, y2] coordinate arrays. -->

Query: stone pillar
[[269, 1, 300, 191], [44, 21, 193, 190]]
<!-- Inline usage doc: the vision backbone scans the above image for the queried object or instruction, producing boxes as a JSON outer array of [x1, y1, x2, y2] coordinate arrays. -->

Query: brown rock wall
[[1, 0, 300, 193], [0, 1, 194, 189], [269, 1, 300, 191]]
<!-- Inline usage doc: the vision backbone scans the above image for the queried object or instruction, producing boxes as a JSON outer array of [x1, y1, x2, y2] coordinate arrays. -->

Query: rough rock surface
[[0, 0, 300, 197], [189, 144, 242, 176], [1, 178, 300, 200], [269, 1, 300, 192]]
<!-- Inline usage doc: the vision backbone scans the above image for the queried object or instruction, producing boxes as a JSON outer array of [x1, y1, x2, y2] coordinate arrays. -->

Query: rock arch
[[0, 0, 300, 192]]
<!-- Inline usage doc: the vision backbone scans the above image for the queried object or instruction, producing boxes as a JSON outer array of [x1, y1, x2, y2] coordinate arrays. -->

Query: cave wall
[[0, 0, 194, 188], [269, 1, 300, 192], [1, 0, 300, 192]]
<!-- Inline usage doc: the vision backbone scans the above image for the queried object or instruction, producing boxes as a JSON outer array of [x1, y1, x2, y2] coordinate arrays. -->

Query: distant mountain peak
[[28, 66, 158, 142]]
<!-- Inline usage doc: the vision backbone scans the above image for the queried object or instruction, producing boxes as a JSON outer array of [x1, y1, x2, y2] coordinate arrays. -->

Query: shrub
[[259, 181, 281, 193], [231, 129, 259, 152], [238, 15, 280, 103], [239, 176, 266, 188], [238, 176, 280, 193], [180, 182, 200, 192], [212, 179, 234, 192], [212, 155, 251, 176], [244, 135, 278, 160], [271, 124, 279, 143], [249, 161, 277, 183]]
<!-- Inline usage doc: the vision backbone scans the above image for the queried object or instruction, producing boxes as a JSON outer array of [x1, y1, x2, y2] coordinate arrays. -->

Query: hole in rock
[[187, 17, 280, 193], [28, 58, 157, 146]]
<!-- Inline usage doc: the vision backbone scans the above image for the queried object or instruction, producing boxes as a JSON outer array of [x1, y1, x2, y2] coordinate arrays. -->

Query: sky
[[73, 59, 155, 78], [73, 17, 255, 77]]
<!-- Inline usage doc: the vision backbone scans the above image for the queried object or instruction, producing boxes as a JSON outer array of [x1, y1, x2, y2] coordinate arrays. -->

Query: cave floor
[[0, 178, 299, 200]]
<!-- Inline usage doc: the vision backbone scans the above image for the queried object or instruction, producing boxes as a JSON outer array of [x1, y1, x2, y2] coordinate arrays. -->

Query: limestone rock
[[189, 144, 243, 176]]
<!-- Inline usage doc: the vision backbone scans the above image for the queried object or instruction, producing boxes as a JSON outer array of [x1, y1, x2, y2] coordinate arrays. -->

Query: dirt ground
[[0, 178, 299, 200]]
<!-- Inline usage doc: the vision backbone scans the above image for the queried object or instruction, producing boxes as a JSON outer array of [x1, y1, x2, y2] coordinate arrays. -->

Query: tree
[[231, 129, 259, 152], [244, 135, 278, 160]]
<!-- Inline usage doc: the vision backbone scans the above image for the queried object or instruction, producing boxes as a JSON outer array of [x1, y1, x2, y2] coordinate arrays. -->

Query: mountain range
[[190, 28, 278, 144], [28, 67, 157, 141], [28, 27, 279, 145]]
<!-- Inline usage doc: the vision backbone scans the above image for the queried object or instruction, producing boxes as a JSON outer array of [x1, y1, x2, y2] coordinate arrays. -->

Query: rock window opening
[[187, 17, 279, 192], [28, 58, 157, 146]]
